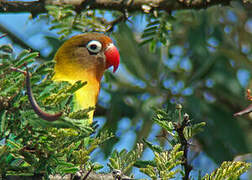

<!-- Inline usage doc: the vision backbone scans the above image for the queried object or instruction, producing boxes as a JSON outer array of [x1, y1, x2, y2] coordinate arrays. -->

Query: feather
[[52, 33, 119, 123]]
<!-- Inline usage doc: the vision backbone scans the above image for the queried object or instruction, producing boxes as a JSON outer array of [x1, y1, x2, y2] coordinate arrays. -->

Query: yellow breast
[[53, 58, 104, 124], [52, 34, 108, 123]]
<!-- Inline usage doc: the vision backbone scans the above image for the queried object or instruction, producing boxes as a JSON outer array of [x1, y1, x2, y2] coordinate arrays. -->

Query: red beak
[[104, 43, 120, 73]]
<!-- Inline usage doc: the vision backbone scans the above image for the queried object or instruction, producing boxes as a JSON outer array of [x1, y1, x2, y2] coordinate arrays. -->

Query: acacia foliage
[[0, 49, 250, 178], [0, 2, 252, 179]]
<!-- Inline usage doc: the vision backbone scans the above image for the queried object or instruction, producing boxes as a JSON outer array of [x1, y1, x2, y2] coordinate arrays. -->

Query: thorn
[[25, 66, 63, 121]]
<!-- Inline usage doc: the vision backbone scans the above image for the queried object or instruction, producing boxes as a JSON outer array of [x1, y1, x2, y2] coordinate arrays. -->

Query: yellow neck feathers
[[51, 33, 113, 123], [53, 62, 104, 123]]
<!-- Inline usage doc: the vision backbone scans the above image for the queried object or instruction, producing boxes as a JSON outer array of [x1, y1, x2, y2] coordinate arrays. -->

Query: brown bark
[[0, 0, 234, 14], [5, 171, 132, 180]]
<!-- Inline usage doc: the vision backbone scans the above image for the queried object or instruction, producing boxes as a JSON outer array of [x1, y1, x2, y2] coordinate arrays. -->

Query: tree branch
[[5, 170, 133, 180], [174, 107, 192, 180], [0, 22, 35, 50], [0, 0, 235, 14], [234, 104, 252, 116], [0, 0, 46, 14], [0, 22, 47, 60], [25, 66, 63, 121]]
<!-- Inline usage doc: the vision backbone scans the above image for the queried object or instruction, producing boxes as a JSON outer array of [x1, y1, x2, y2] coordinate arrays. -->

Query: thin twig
[[234, 104, 252, 116], [10, 66, 27, 75], [25, 66, 63, 121], [106, 13, 129, 32], [174, 113, 192, 180], [234, 89, 252, 116], [0, 63, 27, 78], [82, 166, 94, 180]]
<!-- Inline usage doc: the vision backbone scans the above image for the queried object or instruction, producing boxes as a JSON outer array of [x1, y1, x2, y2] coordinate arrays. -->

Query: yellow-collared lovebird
[[52, 33, 120, 123]]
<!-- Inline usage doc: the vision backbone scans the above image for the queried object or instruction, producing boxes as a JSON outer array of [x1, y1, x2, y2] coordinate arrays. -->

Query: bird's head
[[83, 33, 120, 73], [54, 33, 120, 81]]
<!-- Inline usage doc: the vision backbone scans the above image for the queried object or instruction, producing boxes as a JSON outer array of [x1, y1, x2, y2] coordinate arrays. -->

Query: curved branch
[[25, 66, 63, 121], [0, 0, 234, 14]]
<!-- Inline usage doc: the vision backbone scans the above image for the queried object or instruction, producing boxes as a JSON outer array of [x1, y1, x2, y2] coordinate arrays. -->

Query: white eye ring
[[86, 40, 102, 54]]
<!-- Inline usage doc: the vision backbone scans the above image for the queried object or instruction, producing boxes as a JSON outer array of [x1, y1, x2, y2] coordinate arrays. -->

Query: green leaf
[[202, 161, 251, 180], [15, 52, 39, 67], [134, 160, 156, 168], [149, 39, 157, 53], [191, 122, 206, 137], [143, 26, 158, 33], [0, 110, 7, 134], [143, 139, 163, 153], [0, 44, 13, 53], [15, 49, 30, 62], [6, 140, 22, 150], [60, 167, 79, 174], [139, 38, 154, 46], [146, 20, 160, 27], [142, 31, 157, 39]]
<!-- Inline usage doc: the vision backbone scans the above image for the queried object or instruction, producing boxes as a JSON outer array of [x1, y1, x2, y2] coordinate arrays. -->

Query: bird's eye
[[86, 40, 102, 54]]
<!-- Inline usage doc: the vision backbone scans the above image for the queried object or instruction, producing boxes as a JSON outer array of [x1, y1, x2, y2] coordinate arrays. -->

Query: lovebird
[[52, 33, 120, 123]]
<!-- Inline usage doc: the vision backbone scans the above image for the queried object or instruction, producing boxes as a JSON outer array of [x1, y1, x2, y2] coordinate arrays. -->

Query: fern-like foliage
[[153, 106, 206, 145], [202, 161, 251, 180], [141, 12, 173, 52], [0, 44, 251, 179], [45, 5, 110, 38], [108, 143, 143, 176], [0, 45, 114, 178], [140, 144, 183, 179], [136, 106, 251, 179]]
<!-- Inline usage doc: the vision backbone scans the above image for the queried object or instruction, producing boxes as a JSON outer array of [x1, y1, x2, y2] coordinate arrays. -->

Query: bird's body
[[52, 33, 119, 123]]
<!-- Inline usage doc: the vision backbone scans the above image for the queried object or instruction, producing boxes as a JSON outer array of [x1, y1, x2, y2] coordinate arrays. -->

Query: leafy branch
[[0, 40, 251, 179], [0, 0, 235, 14]]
